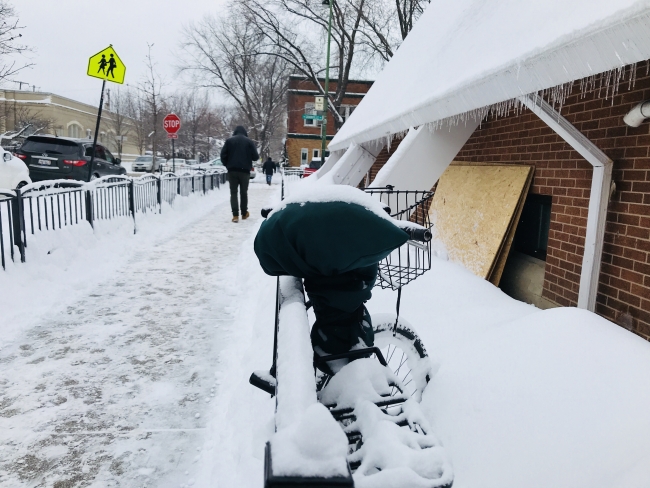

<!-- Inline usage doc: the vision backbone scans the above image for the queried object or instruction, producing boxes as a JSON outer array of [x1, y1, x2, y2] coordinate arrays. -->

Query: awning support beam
[[519, 94, 613, 312]]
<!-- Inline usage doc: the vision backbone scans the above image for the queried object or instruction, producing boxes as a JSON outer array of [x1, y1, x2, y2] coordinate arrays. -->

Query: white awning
[[329, 0, 650, 152]]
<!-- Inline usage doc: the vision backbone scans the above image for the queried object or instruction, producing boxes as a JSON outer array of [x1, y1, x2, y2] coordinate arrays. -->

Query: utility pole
[[321, 0, 334, 163]]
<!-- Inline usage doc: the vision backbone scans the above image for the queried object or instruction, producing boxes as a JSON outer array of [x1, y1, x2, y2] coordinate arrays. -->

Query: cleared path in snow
[[0, 182, 276, 487]]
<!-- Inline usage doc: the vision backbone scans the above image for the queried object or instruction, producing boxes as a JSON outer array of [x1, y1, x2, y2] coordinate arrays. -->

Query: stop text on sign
[[163, 114, 181, 134]]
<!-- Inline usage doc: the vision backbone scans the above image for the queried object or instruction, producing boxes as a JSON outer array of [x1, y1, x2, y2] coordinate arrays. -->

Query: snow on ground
[[2, 177, 650, 488], [369, 259, 650, 488], [0, 184, 277, 487]]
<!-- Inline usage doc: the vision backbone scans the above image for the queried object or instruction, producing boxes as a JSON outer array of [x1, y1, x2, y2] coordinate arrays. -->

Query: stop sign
[[163, 114, 181, 134]]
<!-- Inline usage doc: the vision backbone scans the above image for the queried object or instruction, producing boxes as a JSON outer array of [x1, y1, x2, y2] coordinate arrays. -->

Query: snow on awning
[[329, 0, 650, 152]]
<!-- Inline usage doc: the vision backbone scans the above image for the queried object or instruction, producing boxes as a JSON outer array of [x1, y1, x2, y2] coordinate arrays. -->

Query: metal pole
[[172, 138, 176, 173], [90, 79, 106, 168], [321, 0, 333, 162]]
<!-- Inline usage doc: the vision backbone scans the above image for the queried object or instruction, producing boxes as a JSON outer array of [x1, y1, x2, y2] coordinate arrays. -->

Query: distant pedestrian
[[220, 126, 259, 222], [262, 156, 276, 185]]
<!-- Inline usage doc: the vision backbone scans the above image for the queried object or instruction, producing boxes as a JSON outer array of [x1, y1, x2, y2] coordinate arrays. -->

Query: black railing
[[0, 171, 227, 270]]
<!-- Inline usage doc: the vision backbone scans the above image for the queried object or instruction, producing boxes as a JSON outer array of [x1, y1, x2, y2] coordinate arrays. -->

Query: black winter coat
[[220, 126, 259, 173], [262, 158, 276, 175]]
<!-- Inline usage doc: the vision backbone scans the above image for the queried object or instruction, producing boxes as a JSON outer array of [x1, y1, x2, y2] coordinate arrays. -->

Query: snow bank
[[0, 191, 228, 347], [369, 257, 650, 488]]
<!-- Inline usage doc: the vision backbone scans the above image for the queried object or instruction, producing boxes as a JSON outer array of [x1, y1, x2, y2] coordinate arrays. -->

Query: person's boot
[[242, 211, 250, 220], [232, 215, 239, 223]]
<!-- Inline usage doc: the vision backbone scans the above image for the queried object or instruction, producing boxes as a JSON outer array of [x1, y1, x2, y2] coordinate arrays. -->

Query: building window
[[301, 148, 308, 163], [313, 149, 320, 160], [512, 194, 552, 260], [68, 124, 82, 138], [339, 105, 356, 122], [86, 129, 92, 139], [304, 102, 322, 127]]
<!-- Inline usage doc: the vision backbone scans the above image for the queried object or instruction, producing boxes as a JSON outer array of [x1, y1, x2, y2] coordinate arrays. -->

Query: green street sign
[[302, 114, 324, 121]]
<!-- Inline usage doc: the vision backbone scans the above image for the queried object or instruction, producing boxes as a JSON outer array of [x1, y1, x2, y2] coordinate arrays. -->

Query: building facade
[[366, 65, 650, 340], [285, 76, 373, 167], [0, 90, 141, 160]]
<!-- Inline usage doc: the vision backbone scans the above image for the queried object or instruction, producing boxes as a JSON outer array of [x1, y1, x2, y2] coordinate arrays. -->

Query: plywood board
[[487, 169, 533, 285], [429, 164, 533, 280]]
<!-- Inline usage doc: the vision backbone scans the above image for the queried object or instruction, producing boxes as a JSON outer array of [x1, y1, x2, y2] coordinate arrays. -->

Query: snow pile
[[271, 403, 349, 477], [319, 358, 401, 409], [350, 400, 453, 488], [369, 258, 650, 488]]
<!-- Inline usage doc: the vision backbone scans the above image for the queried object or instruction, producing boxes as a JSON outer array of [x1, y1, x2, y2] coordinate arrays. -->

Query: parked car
[[186, 159, 200, 166], [1, 148, 31, 190], [132, 155, 164, 172], [250, 166, 257, 179], [16, 136, 126, 182], [303, 158, 322, 177]]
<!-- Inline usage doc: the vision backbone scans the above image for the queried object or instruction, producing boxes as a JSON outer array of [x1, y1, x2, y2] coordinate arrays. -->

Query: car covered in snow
[[132, 155, 164, 172], [303, 158, 322, 177], [0, 148, 31, 190]]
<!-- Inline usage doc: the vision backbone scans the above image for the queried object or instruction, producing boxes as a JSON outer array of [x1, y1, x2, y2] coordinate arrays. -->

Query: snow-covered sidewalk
[[0, 183, 276, 487]]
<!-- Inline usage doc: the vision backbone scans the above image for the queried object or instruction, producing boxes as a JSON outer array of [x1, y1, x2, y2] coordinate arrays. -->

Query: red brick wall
[[367, 137, 404, 185], [455, 65, 650, 340]]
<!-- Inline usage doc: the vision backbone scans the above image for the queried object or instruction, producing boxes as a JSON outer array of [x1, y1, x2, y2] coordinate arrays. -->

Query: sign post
[[86, 45, 126, 168], [163, 114, 181, 173]]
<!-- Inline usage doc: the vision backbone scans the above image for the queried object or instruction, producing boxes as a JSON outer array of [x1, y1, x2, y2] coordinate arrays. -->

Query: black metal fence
[[0, 171, 227, 270]]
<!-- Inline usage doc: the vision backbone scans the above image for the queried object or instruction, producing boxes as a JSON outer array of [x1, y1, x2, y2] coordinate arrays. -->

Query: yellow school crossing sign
[[87, 45, 126, 84]]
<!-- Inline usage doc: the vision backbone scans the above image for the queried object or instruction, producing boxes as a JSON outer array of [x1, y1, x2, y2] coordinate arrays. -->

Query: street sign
[[163, 114, 181, 134], [302, 114, 324, 121], [87, 45, 126, 84], [167, 133, 178, 139], [315, 96, 325, 111]]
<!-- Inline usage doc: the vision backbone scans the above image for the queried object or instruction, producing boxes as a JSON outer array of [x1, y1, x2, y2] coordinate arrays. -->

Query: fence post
[[129, 180, 136, 234], [157, 176, 162, 214], [85, 190, 94, 229], [192, 176, 195, 194], [11, 189, 26, 263], [177, 177, 181, 195], [203, 174, 206, 194]]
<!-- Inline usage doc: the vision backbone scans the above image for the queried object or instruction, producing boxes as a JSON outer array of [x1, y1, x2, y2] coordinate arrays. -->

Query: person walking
[[262, 156, 276, 185], [220, 126, 259, 222]]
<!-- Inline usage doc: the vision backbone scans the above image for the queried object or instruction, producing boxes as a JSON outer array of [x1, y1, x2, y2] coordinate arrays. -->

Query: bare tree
[[105, 88, 132, 159], [139, 44, 166, 158], [355, 0, 431, 62], [13, 105, 53, 136], [179, 9, 289, 159], [238, 0, 372, 130], [0, 1, 31, 82], [125, 89, 148, 155]]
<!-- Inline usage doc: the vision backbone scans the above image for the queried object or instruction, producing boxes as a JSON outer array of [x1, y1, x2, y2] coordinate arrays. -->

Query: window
[[313, 149, 320, 160], [339, 105, 356, 122], [68, 124, 82, 138], [86, 129, 92, 139], [301, 148, 308, 163], [512, 194, 552, 260], [304, 102, 322, 127]]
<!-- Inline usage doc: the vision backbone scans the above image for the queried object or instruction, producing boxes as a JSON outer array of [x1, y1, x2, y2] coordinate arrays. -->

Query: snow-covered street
[[0, 182, 276, 487]]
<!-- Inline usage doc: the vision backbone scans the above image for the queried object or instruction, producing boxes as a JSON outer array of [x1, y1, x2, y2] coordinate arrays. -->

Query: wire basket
[[364, 186, 435, 290]]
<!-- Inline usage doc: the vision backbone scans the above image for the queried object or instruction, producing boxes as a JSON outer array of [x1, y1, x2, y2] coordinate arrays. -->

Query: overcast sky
[[10, 0, 229, 106]]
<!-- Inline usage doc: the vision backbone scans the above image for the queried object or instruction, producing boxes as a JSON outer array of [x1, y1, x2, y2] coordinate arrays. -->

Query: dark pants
[[266, 174, 273, 185], [228, 171, 250, 216]]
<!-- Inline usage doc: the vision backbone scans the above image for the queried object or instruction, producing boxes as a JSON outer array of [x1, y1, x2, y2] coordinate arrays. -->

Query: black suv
[[17, 135, 126, 182]]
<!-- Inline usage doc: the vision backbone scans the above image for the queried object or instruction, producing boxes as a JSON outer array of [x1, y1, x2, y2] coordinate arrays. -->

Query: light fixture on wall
[[623, 100, 650, 127]]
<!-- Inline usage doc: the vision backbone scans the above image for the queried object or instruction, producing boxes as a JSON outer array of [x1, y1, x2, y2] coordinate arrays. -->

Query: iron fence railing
[[0, 170, 227, 270]]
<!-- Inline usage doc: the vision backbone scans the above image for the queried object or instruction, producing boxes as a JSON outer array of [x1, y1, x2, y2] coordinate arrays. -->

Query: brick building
[[285, 76, 372, 167], [315, 3, 650, 341], [364, 67, 650, 340]]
